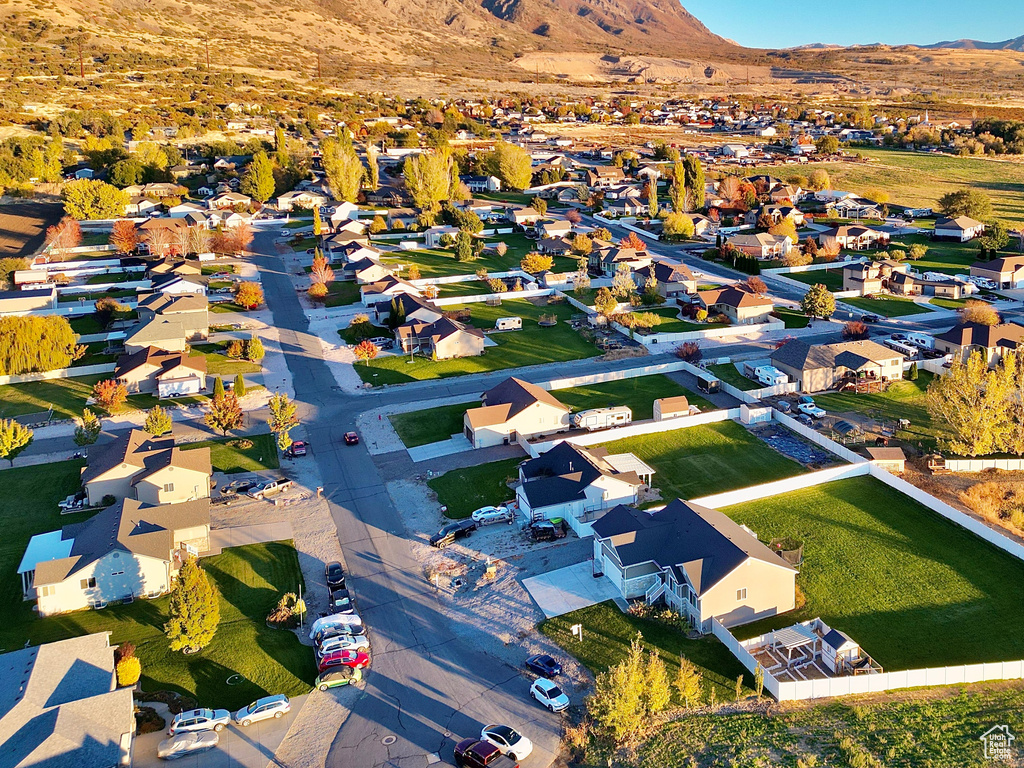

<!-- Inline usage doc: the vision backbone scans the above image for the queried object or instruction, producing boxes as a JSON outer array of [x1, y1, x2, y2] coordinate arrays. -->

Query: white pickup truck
[[247, 478, 294, 500]]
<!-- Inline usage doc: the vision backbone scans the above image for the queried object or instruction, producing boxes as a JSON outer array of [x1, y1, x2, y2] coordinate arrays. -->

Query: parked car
[[797, 395, 815, 406], [157, 731, 220, 761], [525, 653, 562, 678], [528, 519, 568, 542], [312, 622, 360, 645], [797, 402, 826, 419], [796, 414, 814, 427], [328, 588, 356, 615], [316, 634, 370, 655], [480, 724, 534, 761], [233, 695, 291, 727], [284, 441, 308, 458], [860, 314, 881, 324], [530, 678, 570, 712], [315, 666, 362, 691], [471, 504, 514, 525], [368, 337, 395, 350], [453, 739, 519, 768], [168, 708, 231, 735], [318, 649, 370, 672], [247, 478, 293, 500], [279, 230, 291, 237], [309, 612, 363, 640], [344, 431, 360, 445], [430, 519, 478, 548], [325, 561, 346, 590], [776, 401, 792, 414]]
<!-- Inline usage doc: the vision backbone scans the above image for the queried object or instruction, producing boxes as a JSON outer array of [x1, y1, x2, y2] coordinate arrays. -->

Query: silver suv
[[233, 694, 291, 727]]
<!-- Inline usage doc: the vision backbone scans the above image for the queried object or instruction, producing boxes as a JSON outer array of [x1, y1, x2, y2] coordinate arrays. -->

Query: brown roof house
[[0, 633, 134, 767], [632, 260, 697, 299], [395, 317, 485, 360], [464, 377, 572, 448], [841, 260, 909, 293], [727, 232, 792, 260], [888, 271, 964, 300], [592, 500, 796, 632], [934, 216, 985, 242], [697, 286, 774, 325], [360, 275, 422, 306], [971, 256, 1024, 289], [80, 429, 212, 507], [114, 347, 207, 398], [18, 498, 211, 616], [137, 292, 209, 341], [123, 318, 187, 354], [817, 225, 889, 251], [589, 246, 651, 276], [515, 442, 653, 535], [771, 339, 904, 393], [934, 322, 1024, 366]]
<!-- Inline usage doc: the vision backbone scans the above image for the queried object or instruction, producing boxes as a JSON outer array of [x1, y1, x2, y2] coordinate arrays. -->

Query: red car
[[317, 649, 370, 672], [454, 739, 518, 768], [344, 432, 359, 445]]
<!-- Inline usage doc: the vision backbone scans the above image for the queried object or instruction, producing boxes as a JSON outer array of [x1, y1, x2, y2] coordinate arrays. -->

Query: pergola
[[768, 623, 818, 665]]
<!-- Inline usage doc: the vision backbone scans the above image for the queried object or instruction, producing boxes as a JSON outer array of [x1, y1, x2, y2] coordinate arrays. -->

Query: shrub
[[842, 321, 869, 340], [226, 340, 244, 359], [116, 656, 142, 687], [959, 482, 1003, 520], [102, 494, 116, 507], [675, 341, 702, 363]]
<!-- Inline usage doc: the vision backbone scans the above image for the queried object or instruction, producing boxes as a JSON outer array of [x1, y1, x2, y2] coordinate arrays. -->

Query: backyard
[[388, 375, 716, 448], [0, 373, 106, 420], [325, 281, 361, 308], [784, 268, 844, 292], [347, 300, 601, 386], [0, 461, 314, 709], [181, 433, 281, 474], [841, 295, 932, 317], [598, 420, 807, 501], [428, 457, 522, 519], [378, 235, 577, 278], [637, 307, 728, 335], [724, 475, 1024, 669], [707, 363, 760, 391]]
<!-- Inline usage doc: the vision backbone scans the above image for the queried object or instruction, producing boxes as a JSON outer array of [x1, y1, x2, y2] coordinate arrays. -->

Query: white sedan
[[797, 402, 826, 419], [481, 724, 534, 761], [530, 678, 569, 712], [471, 504, 514, 525]]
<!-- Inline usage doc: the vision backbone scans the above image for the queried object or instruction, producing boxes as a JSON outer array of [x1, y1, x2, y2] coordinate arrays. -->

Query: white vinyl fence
[[0, 362, 116, 386], [773, 410, 866, 464], [433, 288, 553, 307]]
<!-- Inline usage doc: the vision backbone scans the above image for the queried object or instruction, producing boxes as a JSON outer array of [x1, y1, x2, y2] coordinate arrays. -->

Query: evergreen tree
[[245, 334, 265, 362], [683, 156, 705, 209], [213, 376, 225, 399], [165, 557, 220, 653], [454, 229, 474, 262], [233, 373, 246, 397]]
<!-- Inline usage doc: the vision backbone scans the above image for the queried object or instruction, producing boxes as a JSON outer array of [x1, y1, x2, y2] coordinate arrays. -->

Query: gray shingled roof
[[482, 378, 569, 419], [771, 339, 900, 372], [519, 443, 641, 508], [935, 321, 1024, 349], [125, 318, 185, 345]]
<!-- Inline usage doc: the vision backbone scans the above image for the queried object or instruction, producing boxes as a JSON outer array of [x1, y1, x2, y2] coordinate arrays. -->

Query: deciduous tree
[[0, 316, 80, 374], [0, 419, 32, 466], [520, 252, 553, 273], [807, 169, 831, 192], [92, 379, 128, 413], [683, 155, 705, 209], [233, 281, 264, 310], [959, 299, 1000, 326], [353, 339, 379, 366], [307, 281, 327, 303], [611, 262, 636, 298], [594, 287, 617, 316], [204, 392, 243, 435], [165, 557, 220, 653], [801, 283, 836, 318], [366, 144, 380, 192], [240, 151, 275, 202], [267, 392, 299, 451], [745, 276, 767, 296], [143, 405, 172, 436], [110, 220, 138, 254], [620, 232, 645, 250], [674, 656, 702, 709], [662, 212, 695, 241], [74, 408, 102, 446], [928, 351, 1009, 456], [62, 180, 129, 220], [480, 141, 532, 190], [245, 334, 264, 362], [321, 137, 364, 202], [403, 151, 453, 210], [938, 189, 992, 221], [815, 135, 839, 155]]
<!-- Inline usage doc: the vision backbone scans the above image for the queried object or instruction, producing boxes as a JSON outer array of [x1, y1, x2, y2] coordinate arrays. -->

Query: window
[[736, 588, 747, 601], [163, 483, 175, 493], [38, 585, 55, 597], [80, 577, 96, 590]]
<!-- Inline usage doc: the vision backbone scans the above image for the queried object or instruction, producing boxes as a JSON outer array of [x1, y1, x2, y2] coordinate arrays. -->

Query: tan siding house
[[464, 377, 571, 448], [934, 322, 1024, 367], [771, 339, 904, 393], [697, 286, 774, 325]]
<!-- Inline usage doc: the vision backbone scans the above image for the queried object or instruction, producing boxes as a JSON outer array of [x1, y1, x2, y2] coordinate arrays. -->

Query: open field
[[638, 307, 728, 334], [325, 281, 361, 307], [428, 457, 521, 519], [0, 461, 314, 709], [388, 375, 715, 448], [540, 601, 751, 706], [599, 420, 806, 501], [379, 236, 577, 278], [180, 433, 280, 474], [347, 300, 601, 386], [725, 476, 1024, 669], [842, 295, 932, 317], [0, 202, 62, 258]]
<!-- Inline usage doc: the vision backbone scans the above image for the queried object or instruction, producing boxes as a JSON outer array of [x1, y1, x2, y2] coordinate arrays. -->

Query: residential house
[[516, 442, 653, 535], [770, 339, 904, 392], [461, 175, 501, 192], [79, 429, 212, 506], [751, 204, 805, 227], [934, 322, 1024, 366], [0, 285, 58, 315], [727, 232, 792, 260], [506, 207, 542, 226], [150, 273, 208, 296], [636, 164, 662, 181], [125, 196, 160, 216], [537, 237, 573, 256], [323, 231, 371, 256], [385, 208, 419, 230], [590, 247, 651, 276], [0, 633, 134, 767], [770, 185, 804, 204], [632, 260, 697, 299], [423, 225, 462, 249], [888, 271, 964, 299], [365, 185, 408, 206], [841, 260, 909, 293], [276, 189, 329, 211], [463, 377, 571, 448], [137, 292, 209, 340], [394, 316, 485, 360], [971, 256, 1024, 289], [585, 166, 626, 187], [603, 197, 647, 217], [719, 143, 750, 158], [327, 201, 360, 228], [539, 220, 573, 239], [347, 257, 394, 285], [697, 286, 774, 325], [213, 209, 253, 229], [19, 498, 211, 616], [591, 500, 797, 632], [331, 242, 383, 265], [123, 318, 186, 355], [114, 347, 207, 397], [814, 190, 856, 204], [147, 258, 202, 277], [208, 191, 252, 210], [934, 216, 985, 242], [828, 198, 882, 220], [818, 225, 889, 251], [167, 201, 209, 219], [360, 276, 422, 306]]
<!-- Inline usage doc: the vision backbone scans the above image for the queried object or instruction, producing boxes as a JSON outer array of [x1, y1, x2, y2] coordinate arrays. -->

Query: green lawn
[[0, 462, 314, 709], [80, 232, 110, 246], [842, 295, 933, 317], [291, 237, 316, 252], [772, 306, 810, 329], [888, 232, 980, 276], [283, 219, 311, 229], [68, 314, 104, 335], [86, 271, 133, 285], [725, 476, 1024, 669], [210, 302, 248, 314], [707, 363, 760, 391], [73, 341, 119, 367], [428, 457, 521, 519], [599, 420, 806, 501], [192, 343, 263, 376], [380, 241, 577, 279], [350, 300, 601, 386], [930, 296, 970, 309], [637, 307, 727, 335], [540, 601, 752, 706], [784, 268, 844, 292], [388, 375, 716, 449], [180, 433, 280, 474], [59, 289, 136, 304], [325, 281, 361, 308], [0, 373, 105, 420], [435, 280, 496, 298]]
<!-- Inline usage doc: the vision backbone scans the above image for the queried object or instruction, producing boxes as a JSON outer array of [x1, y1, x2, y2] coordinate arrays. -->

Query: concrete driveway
[[523, 560, 624, 618], [132, 694, 307, 768]]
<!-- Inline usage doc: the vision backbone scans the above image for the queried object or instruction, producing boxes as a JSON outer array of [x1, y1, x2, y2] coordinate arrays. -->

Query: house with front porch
[[696, 286, 774, 325], [114, 347, 207, 397], [591, 500, 797, 632], [360, 275, 422, 306], [727, 232, 792, 260], [934, 216, 985, 242], [841, 260, 909, 293], [770, 339, 904, 393], [631, 260, 697, 299], [818, 225, 889, 251]]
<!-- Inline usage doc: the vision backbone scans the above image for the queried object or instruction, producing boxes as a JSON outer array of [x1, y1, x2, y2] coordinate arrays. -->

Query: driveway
[[132, 694, 308, 768], [206, 522, 295, 555], [523, 560, 625, 618]]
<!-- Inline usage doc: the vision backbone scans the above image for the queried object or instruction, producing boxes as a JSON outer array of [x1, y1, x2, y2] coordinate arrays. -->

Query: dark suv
[[529, 520, 568, 542], [325, 561, 346, 590], [430, 519, 478, 548], [454, 739, 519, 768]]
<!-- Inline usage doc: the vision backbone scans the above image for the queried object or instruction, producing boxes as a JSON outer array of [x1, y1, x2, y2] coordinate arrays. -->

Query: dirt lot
[[0, 201, 63, 259]]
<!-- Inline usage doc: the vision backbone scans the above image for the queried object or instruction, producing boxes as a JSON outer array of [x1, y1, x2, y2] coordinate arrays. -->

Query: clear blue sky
[[682, 1, 1023, 48]]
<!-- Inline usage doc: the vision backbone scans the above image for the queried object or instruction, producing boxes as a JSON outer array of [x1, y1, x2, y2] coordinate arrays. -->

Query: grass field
[[0, 373, 105, 420], [210, 302, 249, 314], [772, 307, 811, 329], [181, 433, 280, 474], [707, 363, 760, 391], [192, 343, 263, 376], [388, 375, 716, 448], [428, 457, 522, 519], [638, 307, 727, 335], [435, 280, 496, 298], [68, 314, 104, 335], [349, 300, 600, 386], [725, 475, 1024, 669], [379, 237, 577, 279], [59, 289, 136, 304], [325, 281, 361, 308], [540, 602, 752, 706], [784, 268, 844, 292], [0, 462, 314, 709], [599, 420, 806, 502], [842, 295, 932, 317]]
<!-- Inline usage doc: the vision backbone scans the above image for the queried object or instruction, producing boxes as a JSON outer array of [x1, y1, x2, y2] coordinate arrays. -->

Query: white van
[[572, 406, 632, 432], [753, 366, 788, 387], [905, 332, 935, 350], [495, 316, 522, 331]]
